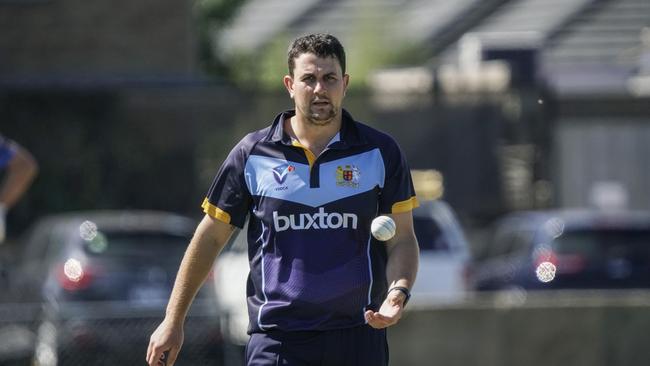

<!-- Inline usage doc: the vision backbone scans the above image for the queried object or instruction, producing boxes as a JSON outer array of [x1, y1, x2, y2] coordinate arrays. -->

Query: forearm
[[385, 233, 419, 290], [165, 215, 234, 325], [365, 218, 419, 328]]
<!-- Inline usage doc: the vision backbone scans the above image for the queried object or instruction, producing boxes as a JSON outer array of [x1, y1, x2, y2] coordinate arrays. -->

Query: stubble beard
[[307, 109, 337, 126], [304, 101, 339, 126]]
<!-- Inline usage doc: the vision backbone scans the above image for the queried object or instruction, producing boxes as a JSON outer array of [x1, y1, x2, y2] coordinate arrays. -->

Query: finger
[[157, 350, 170, 366], [167, 347, 180, 366], [364, 310, 374, 323], [366, 312, 387, 329], [367, 319, 381, 329], [148, 346, 165, 366], [372, 311, 399, 328], [146, 342, 152, 363], [368, 317, 388, 329], [146, 343, 157, 365], [149, 350, 160, 366]]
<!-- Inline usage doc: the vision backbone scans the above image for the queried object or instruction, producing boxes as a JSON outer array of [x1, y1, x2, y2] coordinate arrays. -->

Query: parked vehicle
[[410, 199, 471, 303], [212, 229, 249, 365], [212, 199, 471, 356], [13, 210, 223, 365], [470, 209, 650, 291]]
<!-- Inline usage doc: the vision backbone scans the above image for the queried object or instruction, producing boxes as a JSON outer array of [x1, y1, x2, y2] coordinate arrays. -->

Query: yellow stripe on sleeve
[[391, 196, 420, 213], [201, 198, 231, 224]]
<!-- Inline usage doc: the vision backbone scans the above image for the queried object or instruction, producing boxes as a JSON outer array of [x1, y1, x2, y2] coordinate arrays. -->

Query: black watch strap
[[388, 286, 411, 307]]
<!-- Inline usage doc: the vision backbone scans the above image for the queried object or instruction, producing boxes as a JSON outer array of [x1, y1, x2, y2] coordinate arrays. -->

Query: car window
[[81, 231, 190, 261], [22, 221, 58, 263], [552, 228, 650, 263], [490, 227, 535, 257], [43, 225, 74, 267], [413, 217, 449, 252]]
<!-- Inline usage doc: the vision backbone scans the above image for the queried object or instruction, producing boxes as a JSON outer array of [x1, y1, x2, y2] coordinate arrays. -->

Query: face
[[284, 53, 349, 126]]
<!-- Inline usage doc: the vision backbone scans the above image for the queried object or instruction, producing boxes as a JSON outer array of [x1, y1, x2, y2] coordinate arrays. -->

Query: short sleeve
[[378, 139, 419, 214], [201, 139, 252, 228], [0, 135, 17, 169]]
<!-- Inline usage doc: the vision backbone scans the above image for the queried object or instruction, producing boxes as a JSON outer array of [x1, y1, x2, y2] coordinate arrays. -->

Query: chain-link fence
[[0, 301, 229, 366]]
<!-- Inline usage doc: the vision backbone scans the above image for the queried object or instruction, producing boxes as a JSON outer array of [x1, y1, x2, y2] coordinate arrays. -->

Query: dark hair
[[287, 33, 346, 76]]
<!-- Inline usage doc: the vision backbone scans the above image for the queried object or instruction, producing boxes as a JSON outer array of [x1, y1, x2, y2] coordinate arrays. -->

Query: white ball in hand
[[371, 216, 396, 241]]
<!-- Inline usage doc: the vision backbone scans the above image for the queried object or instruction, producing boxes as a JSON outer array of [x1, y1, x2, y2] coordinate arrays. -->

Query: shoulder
[[232, 126, 272, 154], [353, 121, 402, 154], [0, 135, 17, 168], [0, 134, 16, 153], [0, 134, 13, 148]]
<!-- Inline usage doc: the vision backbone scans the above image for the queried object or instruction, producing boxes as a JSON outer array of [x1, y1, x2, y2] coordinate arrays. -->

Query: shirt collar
[[327, 132, 341, 146], [266, 109, 367, 147]]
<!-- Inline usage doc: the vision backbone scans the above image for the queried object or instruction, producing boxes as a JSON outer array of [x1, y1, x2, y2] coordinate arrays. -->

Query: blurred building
[[0, 0, 244, 233], [1, 0, 649, 233], [217, 0, 650, 215], [0, 0, 197, 81]]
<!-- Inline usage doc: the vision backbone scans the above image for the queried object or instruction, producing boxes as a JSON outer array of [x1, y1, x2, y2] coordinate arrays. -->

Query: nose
[[314, 80, 326, 94]]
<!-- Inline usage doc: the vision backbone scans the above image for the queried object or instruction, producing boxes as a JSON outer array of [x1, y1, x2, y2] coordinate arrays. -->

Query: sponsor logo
[[273, 208, 358, 231], [272, 164, 295, 184], [336, 165, 360, 188]]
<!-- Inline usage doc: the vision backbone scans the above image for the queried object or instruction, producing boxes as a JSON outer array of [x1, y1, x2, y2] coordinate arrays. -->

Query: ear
[[343, 74, 350, 96], [283, 75, 295, 98]]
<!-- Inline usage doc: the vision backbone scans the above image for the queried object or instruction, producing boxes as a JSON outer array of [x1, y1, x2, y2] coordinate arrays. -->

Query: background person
[[0, 134, 38, 244], [147, 33, 419, 366]]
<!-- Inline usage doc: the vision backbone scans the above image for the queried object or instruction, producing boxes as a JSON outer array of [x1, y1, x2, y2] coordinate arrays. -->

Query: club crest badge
[[272, 164, 295, 184], [336, 165, 360, 188]]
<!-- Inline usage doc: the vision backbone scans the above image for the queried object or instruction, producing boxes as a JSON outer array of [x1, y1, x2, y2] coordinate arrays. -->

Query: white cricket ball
[[371, 216, 396, 241]]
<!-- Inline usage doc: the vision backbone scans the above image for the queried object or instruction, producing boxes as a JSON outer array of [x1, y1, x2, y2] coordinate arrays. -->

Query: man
[[0, 135, 38, 243], [147, 33, 419, 366]]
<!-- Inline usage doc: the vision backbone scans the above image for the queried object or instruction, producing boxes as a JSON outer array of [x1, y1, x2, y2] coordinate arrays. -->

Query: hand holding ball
[[371, 216, 396, 241]]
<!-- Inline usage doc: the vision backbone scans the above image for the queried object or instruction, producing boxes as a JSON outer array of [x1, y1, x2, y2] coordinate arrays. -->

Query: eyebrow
[[300, 71, 338, 79]]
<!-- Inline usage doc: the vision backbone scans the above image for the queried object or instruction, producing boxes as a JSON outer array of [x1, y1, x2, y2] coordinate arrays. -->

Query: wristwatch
[[388, 286, 411, 307]]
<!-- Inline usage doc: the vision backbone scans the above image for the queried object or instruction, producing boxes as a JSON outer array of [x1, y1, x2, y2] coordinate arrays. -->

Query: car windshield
[[413, 217, 449, 252], [553, 228, 650, 264], [82, 231, 189, 260]]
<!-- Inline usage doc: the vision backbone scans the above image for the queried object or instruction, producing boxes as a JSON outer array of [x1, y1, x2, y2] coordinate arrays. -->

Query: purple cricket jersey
[[202, 109, 418, 333]]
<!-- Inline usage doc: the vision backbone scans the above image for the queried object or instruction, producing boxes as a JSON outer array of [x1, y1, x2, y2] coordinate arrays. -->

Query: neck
[[285, 113, 341, 156]]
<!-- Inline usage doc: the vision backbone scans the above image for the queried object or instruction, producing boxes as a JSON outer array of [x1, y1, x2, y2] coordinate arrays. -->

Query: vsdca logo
[[273, 208, 358, 231], [272, 164, 295, 184]]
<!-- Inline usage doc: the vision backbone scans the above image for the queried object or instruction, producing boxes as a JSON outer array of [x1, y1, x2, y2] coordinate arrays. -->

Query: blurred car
[[470, 209, 650, 291], [12, 210, 222, 365], [211, 230, 249, 365], [410, 199, 471, 304], [212, 199, 471, 357]]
